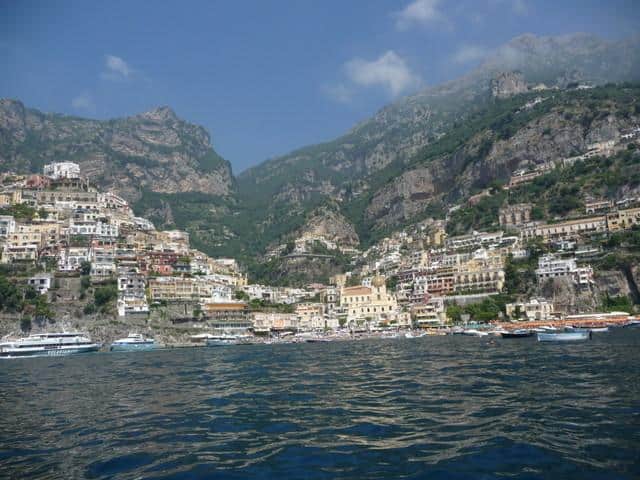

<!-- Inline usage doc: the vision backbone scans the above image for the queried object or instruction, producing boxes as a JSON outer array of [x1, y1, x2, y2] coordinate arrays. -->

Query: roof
[[341, 286, 372, 296]]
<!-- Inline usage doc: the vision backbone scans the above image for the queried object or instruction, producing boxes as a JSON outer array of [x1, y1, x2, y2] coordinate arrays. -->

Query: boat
[[305, 337, 331, 343], [462, 329, 488, 337], [0, 332, 100, 358], [205, 334, 242, 346], [110, 333, 156, 352], [531, 326, 558, 333], [500, 329, 534, 338], [588, 327, 609, 333], [623, 319, 640, 328], [566, 326, 609, 333], [537, 331, 591, 342]]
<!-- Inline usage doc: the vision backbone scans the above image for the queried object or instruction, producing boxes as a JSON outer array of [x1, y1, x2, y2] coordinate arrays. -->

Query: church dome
[[372, 275, 385, 288]]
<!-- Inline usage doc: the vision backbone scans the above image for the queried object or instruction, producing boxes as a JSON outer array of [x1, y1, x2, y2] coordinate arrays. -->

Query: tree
[[80, 261, 92, 276]]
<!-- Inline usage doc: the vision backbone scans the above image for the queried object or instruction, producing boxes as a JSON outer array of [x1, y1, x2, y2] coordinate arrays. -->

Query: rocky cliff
[[0, 100, 234, 201], [297, 206, 360, 248], [491, 72, 528, 98]]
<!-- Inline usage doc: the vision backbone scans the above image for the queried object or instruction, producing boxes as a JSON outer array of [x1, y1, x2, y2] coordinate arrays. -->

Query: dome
[[372, 275, 385, 288]]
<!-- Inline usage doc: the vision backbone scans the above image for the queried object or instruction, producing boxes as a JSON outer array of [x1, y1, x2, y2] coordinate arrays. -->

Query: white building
[[27, 273, 53, 295], [43, 162, 81, 180], [535, 254, 593, 286], [505, 298, 554, 321], [0, 215, 16, 237], [58, 247, 91, 272]]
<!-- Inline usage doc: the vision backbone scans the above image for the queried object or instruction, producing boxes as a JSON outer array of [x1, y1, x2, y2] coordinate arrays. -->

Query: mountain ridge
[[0, 99, 235, 202]]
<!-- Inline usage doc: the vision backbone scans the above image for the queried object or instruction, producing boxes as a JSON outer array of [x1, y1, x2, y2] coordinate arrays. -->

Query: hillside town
[[0, 152, 638, 344]]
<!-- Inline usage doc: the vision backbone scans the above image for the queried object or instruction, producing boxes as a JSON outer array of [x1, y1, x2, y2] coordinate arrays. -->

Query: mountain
[[239, 33, 640, 200], [1, 33, 639, 283], [234, 33, 640, 246], [0, 100, 234, 201]]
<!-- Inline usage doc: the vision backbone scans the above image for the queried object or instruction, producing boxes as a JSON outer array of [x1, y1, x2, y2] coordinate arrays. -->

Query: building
[[201, 301, 251, 333], [499, 204, 532, 227], [505, 298, 554, 321], [295, 303, 325, 330], [117, 273, 149, 316], [0, 190, 23, 206], [585, 200, 613, 215], [252, 313, 300, 333], [521, 216, 607, 241], [535, 254, 593, 286], [446, 231, 505, 250], [508, 168, 545, 188], [340, 275, 398, 325], [607, 207, 640, 232], [411, 297, 446, 328], [0, 215, 16, 237], [1, 244, 38, 263], [43, 162, 81, 180], [27, 273, 53, 295]]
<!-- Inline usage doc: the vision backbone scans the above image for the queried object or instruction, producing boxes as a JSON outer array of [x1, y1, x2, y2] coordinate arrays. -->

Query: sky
[[1, 0, 639, 173]]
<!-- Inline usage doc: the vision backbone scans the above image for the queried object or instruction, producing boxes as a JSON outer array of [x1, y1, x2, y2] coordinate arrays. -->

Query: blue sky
[[1, 0, 638, 173]]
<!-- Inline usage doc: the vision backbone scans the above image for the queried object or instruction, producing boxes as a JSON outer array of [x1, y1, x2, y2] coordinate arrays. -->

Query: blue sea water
[[1, 329, 639, 479]]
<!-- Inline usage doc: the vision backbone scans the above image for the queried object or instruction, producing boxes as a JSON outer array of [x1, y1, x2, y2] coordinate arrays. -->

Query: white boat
[[588, 327, 609, 333], [537, 331, 591, 342], [0, 332, 100, 358], [463, 329, 488, 337], [110, 333, 156, 352], [205, 334, 242, 346]]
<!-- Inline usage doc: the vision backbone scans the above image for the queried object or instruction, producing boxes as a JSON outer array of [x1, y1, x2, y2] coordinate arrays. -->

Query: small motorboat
[[501, 329, 534, 339], [462, 329, 488, 337], [588, 327, 609, 333], [537, 331, 591, 342]]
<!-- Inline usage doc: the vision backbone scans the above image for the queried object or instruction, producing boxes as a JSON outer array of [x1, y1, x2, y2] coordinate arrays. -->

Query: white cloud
[[102, 54, 132, 80], [452, 45, 489, 64], [71, 91, 95, 112], [344, 51, 422, 97], [394, 0, 446, 30]]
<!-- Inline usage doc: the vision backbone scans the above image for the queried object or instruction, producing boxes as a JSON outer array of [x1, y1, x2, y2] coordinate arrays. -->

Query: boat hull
[[110, 343, 156, 352], [205, 339, 236, 346], [501, 332, 534, 338], [537, 332, 590, 342], [0, 344, 100, 359]]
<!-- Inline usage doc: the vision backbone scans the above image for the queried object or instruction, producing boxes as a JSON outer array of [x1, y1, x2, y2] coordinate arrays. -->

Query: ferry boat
[[0, 332, 100, 358], [110, 333, 156, 352]]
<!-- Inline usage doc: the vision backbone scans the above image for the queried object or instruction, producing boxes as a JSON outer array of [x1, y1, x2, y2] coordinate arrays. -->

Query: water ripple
[[1, 329, 639, 479]]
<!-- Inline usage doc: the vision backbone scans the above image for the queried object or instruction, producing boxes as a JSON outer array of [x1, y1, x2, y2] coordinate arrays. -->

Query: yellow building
[[607, 207, 640, 232], [0, 190, 23, 206], [521, 216, 607, 241], [340, 275, 397, 323]]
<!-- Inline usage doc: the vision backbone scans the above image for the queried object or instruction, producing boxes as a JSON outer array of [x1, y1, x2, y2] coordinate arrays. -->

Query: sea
[[1, 328, 639, 479]]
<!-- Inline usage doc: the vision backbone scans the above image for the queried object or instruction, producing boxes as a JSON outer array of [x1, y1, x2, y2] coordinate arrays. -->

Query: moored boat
[[462, 329, 488, 337], [205, 334, 243, 346], [537, 331, 591, 342], [0, 332, 100, 358], [110, 333, 156, 352], [501, 329, 534, 339]]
